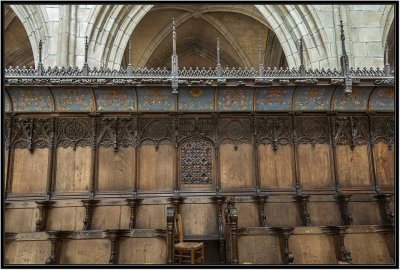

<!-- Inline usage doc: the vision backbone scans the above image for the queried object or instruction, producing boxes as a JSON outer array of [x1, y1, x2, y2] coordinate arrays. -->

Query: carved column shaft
[[254, 195, 268, 227], [295, 195, 312, 226], [375, 194, 394, 226], [335, 194, 353, 226], [213, 195, 226, 264], [166, 207, 175, 264], [127, 198, 142, 230], [35, 200, 55, 232], [82, 199, 99, 231], [281, 228, 294, 264], [46, 231, 66, 265], [337, 226, 352, 263], [229, 208, 239, 264]]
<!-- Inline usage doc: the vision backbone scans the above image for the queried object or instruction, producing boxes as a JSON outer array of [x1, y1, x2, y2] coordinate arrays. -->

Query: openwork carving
[[256, 116, 292, 149], [56, 118, 95, 149], [138, 118, 174, 148], [97, 118, 136, 150], [295, 117, 329, 145], [371, 116, 394, 149], [219, 118, 252, 147], [178, 117, 214, 143], [4, 116, 11, 149], [332, 116, 369, 148], [11, 118, 54, 150], [180, 138, 213, 185]]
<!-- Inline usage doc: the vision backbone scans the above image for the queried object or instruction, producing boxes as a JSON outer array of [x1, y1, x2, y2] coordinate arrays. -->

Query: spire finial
[[37, 40, 43, 75], [83, 36, 89, 75], [171, 18, 178, 94], [339, 20, 346, 56], [384, 41, 391, 76], [127, 37, 133, 75], [299, 38, 305, 76], [258, 37, 264, 77], [216, 37, 222, 77], [84, 36, 88, 65]]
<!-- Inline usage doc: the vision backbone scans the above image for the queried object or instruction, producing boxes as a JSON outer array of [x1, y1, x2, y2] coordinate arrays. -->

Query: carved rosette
[[56, 118, 95, 149], [370, 116, 394, 149], [219, 118, 252, 149], [256, 116, 292, 149], [180, 138, 213, 185], [295, 117, 329, 145]]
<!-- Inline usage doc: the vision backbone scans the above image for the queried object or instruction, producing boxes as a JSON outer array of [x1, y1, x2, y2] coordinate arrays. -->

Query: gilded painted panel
[[52, 88, 94, 111], [218, 88, 254, 111], [294, 87, 334, 110], [178, 87, 214, 111], [256, 88, 294, 111], [8, 88, 53, 112], [333, 87, 372, 111], [369, 87, 395, 111], [95, 87, 136, 111], [137, 88, 175, 111]]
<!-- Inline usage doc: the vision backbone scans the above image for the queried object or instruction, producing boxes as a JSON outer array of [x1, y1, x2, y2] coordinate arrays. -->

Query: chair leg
[[191, 250, 195, 264]]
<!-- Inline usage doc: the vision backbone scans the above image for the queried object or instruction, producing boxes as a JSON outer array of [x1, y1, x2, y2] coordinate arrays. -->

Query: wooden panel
[[373, 143, 394, 189], [5, 241, 51, 264], [297, 144, 332, 189], [349, 202, 381, 225], [59, 239, 110, 264], [345, 233, 393, 264], [47, 207, 85, 231], [97, 147, 135, 191], [92, 206, 124, 230], [220, 144, 254, 189], [5, 208, 38, 233], [55, 147, 92, 192], [138, 144, 175, 191], [307, 201, 341, 226], [265, 202, 300, 228], [12, 149, 48, 193], [118, 238, 167, 264], [236, 203, 259, 228], [180, 203, 217, 236], [290, 234, 337, 264], [136, 204, 167, 229], [238, 235, 282, 264], [258, 144, 294, 189], [336, 145, 371, 187]]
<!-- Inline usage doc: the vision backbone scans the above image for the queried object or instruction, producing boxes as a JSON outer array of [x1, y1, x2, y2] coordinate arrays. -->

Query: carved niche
[[11, 118, 54, 150], [294, 116, 329, 145], [97, 117, 136, 150], [332, 116, 369, 148], [56, 118, 95, 149], [370, 116, 394, 149], [256, 116, 293, 149]]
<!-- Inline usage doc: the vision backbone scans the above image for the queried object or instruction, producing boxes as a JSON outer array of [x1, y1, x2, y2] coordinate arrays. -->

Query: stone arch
[[9, 5, 50, 67], [381, 5, 394, 44]]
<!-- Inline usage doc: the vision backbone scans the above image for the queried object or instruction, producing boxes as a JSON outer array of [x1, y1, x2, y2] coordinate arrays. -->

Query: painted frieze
[[137, 88, 175, 111], [218, 88, 254, 111], [8, 87, 54, 112], [332, 87, 372, 111], [95, 87, 136, 111], [256, 88, 294, 111], [369, 87, 395, 111], [178, 88, 214, 111], [52, 88, 94, 112], [294, 87, 334, 110]]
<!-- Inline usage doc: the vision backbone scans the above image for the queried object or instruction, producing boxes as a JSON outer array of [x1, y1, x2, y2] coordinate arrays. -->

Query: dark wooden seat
[[174, 214, 205, 264]]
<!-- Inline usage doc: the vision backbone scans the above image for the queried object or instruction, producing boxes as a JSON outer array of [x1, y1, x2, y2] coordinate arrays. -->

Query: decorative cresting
[[256, 116, 293, 149], [219, 117, 253, 149], [332, 116, 369, 149], [294, 116, 330, 145], [180, 138, 213, 185], [370, 116, 394, 150], [138, 118, 174, 149], [10, 118, 54, 151], [56, 118, 95, 149], [97, 117, 137, 150]]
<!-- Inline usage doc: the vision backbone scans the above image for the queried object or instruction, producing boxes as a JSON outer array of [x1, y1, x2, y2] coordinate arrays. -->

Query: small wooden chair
[[174, 214, 205, 264]]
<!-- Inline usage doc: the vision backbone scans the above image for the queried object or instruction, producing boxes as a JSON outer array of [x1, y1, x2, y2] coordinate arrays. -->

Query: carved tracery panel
[[56, 118, 95, 149], [97, 117, 136, 150], [138, 118, 174, 147], [370, 116, 394, 149], [332, 116, 369, 148], [180, 138, 213, 185], [11, 118, 54, 150], [219, 118, 253, 146], [295, 116, 329, 145], [256, 116, 293, 148]]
